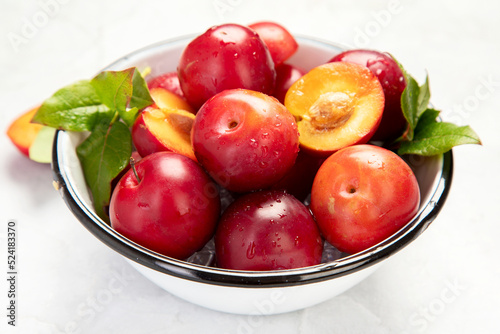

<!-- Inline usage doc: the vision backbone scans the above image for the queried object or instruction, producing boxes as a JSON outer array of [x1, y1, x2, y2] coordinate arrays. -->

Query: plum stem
[[130, 157, 141, 183]]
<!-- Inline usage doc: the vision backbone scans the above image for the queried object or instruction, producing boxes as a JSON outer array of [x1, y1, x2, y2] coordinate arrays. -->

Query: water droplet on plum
[[294, 236, 300, 246], [138, 202, 150, 209], [246, 242, 256, 259], [261, 145, 268, 156], [249, 138, 259, 148]]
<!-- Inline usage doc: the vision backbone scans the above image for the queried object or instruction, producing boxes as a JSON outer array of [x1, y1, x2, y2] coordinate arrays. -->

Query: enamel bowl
[[51, 35, 453, 315]]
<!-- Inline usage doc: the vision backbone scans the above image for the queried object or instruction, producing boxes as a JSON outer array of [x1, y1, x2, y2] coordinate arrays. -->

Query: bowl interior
[[52, 35, 453, 287]]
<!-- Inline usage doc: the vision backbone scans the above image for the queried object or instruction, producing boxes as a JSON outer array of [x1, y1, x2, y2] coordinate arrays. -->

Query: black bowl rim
[[51, 36, 454, 289]]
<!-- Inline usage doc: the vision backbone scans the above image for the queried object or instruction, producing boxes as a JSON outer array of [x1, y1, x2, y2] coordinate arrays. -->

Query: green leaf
[[89, 68, 153, 127], [415, 108, 440, 130], [398, 121, 482, 156], [118, 69, 154, 127], [393, 57, 481, 156], [32, 80, 112, 131], [400, 73, 420, 141], [91, 68, 134, 117], [76, 120, 132, 222], [121, 107, 139, 128], [33, 68, 152, 131], [417, 74, 431, 117], [130, 68, 155, 110]]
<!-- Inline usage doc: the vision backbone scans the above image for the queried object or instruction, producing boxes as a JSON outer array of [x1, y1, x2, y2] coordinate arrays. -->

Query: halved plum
[[329, 50, 407, 142], [149, 87, 194, 114], [132, 106, 196, 161], [7, 106, 43, 157], [147, 71, 185, 99], [284, 62, 385, 157]]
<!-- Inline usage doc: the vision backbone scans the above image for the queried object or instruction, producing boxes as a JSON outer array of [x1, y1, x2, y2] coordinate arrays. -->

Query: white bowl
[[51, 35, 453, 315]]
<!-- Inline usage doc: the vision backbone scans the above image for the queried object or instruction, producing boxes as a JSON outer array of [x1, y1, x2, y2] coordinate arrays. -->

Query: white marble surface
[[1, 0, 499, 333]]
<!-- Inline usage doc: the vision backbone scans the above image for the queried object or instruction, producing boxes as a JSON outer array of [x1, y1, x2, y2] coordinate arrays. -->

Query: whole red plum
[[191, 89, 299, 193], [178, 23, 276, 110]]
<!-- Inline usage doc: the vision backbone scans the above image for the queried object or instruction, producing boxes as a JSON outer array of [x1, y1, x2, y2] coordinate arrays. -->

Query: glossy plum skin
[[271, 150, 324, 202], [310, 145, 420, 254], [215, 190, 324, 271], [248, 21, 299, 66], [191, 89, 299, 193], [109, 152, 220, 260], [273, 63, 306, 104], [329, 50, 407, 142], [178, 23, 276, 110], [147, 72, 185, 99]]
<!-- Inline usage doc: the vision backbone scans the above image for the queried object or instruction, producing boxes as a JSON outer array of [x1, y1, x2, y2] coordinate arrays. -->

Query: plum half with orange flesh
[[7, 106, 43, 157], [284, 62, 385, 157], [132, 87, 196, 161], [149, 87, 194, 113]]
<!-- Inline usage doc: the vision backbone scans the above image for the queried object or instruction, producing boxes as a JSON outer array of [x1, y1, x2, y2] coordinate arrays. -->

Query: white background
[[1, 0, 499, 333]]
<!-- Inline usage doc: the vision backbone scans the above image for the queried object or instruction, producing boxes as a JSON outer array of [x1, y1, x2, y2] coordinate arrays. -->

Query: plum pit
[[305, 92, 354, 131]]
